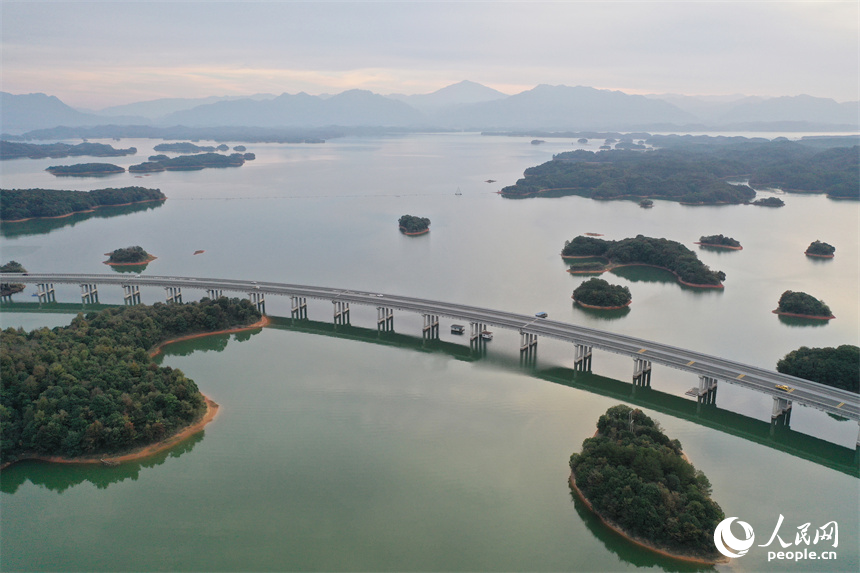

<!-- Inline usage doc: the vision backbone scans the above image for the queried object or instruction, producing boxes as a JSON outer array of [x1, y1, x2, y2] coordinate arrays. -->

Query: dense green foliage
[[805, 240, 835, 256], [1, 141, 137, 160], [46, 163, 125, 176], [0, 299, 262, 463], [129, 153, 245, 172], [0, 260, 27, 296], [107, 246, 151, 264], [0, 187, 165, 221], [153, 142, 222, 153], [776, 345, 859, 393], [752, 197, 785, 207], [776, 290, 833, 317], [500, 141, 858, 202], [562, 235, 725, 286], [698, 234, 740, 248], [570, 405, 724, 558], [398, 214, 430, 233], [573, 278, 631, 307], [127, 162, 166, 173]]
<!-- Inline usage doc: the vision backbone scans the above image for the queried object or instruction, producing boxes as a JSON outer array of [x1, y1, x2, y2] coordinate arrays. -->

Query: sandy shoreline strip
[[148, 315, 271, 358], [399, 226, 430, 236], [103, 254, 158, 266], [772, 309, 835, 320], [694, 242, 743, 250], [2, 198, 166, 223]]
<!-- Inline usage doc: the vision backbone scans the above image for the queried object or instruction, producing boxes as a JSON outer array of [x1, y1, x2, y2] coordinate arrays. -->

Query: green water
[[1, 133, 858, 571]]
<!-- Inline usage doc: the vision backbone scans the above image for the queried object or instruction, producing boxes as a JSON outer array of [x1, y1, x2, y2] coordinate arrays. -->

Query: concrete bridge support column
[[123, 284, 141, 305], [80, 283, 99, 304], [699, 376, 718, 404], [519, 331, 537, 351], [422, 314, 439, 340], [291, 296, 307, 320], [206, 289, 223, 299], [249, 291, 265, 314], [771, 396, 793, 419], [633, 358, 652, 387], [165, 286, 182, 304], [377, 307, 394, 332], [469, 322, 486, 341], [333, 301, 350, 326], [573, 344, 592, 372], [36, 283, 56, 303]]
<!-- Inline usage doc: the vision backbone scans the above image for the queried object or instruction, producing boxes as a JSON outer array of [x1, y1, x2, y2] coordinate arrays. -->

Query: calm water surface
[[1, 133, 858, 571]]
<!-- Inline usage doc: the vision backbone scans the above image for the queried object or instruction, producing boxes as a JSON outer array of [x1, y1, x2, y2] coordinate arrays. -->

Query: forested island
[[777, 345, 859, 393], [0, 187, 166, 221], [399, 214, 431, 235], [562, 235, 726, 287], [105, 246, 155, 265], [129, 152, 247, 172], [1, 141, 137, 160], [0, 299, 264, 466], [773, 290, 834, 319], [569, 405, 725, 564], [0, 261, 27, 296], [696, 235, 742, 249], [46, 163, 125, 176], [153, 142, 229, 153], [572, 278, 632, 309], [752, 197, 785, 207], [500, 140, 858, 202], [805, 240, 835, 258]]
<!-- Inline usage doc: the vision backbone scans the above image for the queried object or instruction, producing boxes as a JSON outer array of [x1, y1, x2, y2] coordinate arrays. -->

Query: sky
[[1, 1, 858, 110]]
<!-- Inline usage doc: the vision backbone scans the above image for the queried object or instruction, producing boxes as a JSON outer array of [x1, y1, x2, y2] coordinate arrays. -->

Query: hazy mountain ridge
[[3, 83, 858, 135]]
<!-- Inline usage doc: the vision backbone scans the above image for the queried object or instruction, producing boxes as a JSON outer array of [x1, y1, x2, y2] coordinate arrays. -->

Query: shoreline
[[568, 470, 726, 566], [0, 394, 219, 471], [772, 309, 835, 320], [149, 314, 271, 358], [573, 298, 632, 310], [564, 261, 724, 289], [399, 226, 430, 236], [804, 252, 835, 258], [695, 242, 743, 250], [2, 197, 166, 224], [103, 254, 158, 266]]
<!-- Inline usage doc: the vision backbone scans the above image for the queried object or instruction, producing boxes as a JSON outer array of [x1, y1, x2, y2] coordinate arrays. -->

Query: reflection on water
[[109, 263, 148, 273], [777, 314, 831, 328], [0, 201, 164, 239], [572, 302, 632, 321], [0, 432, 204, 494]]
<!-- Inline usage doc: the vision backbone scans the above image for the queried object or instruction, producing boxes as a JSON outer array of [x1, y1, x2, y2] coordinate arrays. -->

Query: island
[[695, 234, 742, 250], [752, 197, 785, 207], [639, 199, 653, 208], [0, 187, 166, 222], [105, 246, 156, 266], [773, 290, 834, 320], [128, 161, 166, 173], [562, 235, 726, 288], [46, 162, 125, 176], [572, 278, 632, 309], [399, 214, 431, 235], [777, 345, 859, 393], [153, 142, 221, 153], [569, 405, 726, 564], [129, 152, 246, 172], [1, 141, 137, 160], [805, 240, 835, 258], [0, 299, 265, 468], [577, 138, 588, 143], [0, 261, 26, 296]]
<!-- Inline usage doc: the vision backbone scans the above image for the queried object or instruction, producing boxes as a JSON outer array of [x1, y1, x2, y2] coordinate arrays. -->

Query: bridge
[[2, 272, 858, 446]]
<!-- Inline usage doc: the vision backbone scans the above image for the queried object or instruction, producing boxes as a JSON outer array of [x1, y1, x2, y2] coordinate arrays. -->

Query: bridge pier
[[206, 288, 223, 299], [80, 283, 99, 304], [422, 314, 439, 341], [377, 307, 394, 332], [36, 283, 56, 303], [122, 284, 141, 305], [165, 286, 182, 304], [633, 358, 652, 387], [291, 296, 307, 320], [687, 375, 718, 405], [519, 331, 537, 351], [333, 300, 350, 326], [249, 291, 265, 313], [573, 344, 592, 372]]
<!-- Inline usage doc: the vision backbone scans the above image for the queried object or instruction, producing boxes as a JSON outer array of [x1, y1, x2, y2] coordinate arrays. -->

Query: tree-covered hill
[[0, 141, 137, 160], [0, 187, 165, 221], [45, 163, 125, 176], [129, 152, 245, 172], [569, 405, 724, 560], [777, 345, 859, 393], [0, 299, 262, 464], [572, 278, 631, 308], [775, 290, 833, 318], [398, 214, 431, 234]]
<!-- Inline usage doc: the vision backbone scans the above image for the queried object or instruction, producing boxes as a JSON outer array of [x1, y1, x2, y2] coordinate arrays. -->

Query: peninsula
[[572, 277, 632, 309], [569, 405, 725, 565], [1, 141, 137, 160], [562, 235, 726, 288], [773, 290, 834, 320], [0, 299, 264, 468], [399, 214, 430, 235], [0, 187, 166, 222]]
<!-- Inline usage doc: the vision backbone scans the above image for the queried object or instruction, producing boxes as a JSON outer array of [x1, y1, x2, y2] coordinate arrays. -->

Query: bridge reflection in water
[[4, 301, 855, 477]]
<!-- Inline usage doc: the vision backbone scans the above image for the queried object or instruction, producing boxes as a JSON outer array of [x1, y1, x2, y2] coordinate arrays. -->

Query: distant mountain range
[[2, 81, 858, 135]]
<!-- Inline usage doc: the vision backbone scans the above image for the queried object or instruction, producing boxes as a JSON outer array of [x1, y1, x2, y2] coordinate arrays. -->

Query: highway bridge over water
[[3, 272, 858, 447]]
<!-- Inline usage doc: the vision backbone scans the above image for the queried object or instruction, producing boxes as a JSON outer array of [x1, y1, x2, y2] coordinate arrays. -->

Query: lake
[[1, 133, 858, 571]]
